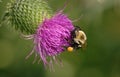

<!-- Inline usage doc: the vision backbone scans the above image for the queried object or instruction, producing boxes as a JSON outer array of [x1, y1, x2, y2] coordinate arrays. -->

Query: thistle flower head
[[26, 11, 75, 67], [34, 12, 74, 66]]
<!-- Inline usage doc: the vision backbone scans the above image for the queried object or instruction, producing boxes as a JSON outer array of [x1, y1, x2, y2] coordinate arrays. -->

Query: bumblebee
[[67, 26, 87, 52]]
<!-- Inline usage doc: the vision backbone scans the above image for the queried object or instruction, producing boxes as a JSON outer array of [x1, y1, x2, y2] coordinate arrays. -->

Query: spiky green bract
[[1, 0, 53, 34]]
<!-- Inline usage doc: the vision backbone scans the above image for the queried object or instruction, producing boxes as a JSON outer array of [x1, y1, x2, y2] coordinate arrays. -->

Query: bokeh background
[[0, 0, 120, 77]]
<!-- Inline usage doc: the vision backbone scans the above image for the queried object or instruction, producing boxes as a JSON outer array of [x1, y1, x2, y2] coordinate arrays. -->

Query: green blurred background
[[0, 0, 120, 77]]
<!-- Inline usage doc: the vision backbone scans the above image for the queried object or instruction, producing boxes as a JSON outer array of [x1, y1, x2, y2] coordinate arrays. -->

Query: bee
[[67, 26, 87, 52]]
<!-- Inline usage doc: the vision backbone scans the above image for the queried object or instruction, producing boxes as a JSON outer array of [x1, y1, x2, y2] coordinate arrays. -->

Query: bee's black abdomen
[[71, 42, 81, 49]]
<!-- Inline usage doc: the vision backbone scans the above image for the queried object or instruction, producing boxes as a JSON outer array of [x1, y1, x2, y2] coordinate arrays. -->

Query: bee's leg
[[73, 38, 80, 44], [78, 45, 82, 48]]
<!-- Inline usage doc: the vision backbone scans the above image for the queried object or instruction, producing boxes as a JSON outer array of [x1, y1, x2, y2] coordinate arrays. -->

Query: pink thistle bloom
[[25, 11, 74, 69]]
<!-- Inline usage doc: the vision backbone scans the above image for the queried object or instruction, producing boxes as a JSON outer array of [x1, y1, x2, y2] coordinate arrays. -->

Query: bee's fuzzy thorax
[[34, 12, 74, 66]]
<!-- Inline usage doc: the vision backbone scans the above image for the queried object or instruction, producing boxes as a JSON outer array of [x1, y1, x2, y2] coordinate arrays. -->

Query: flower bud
[[1, 0, 53, 34]]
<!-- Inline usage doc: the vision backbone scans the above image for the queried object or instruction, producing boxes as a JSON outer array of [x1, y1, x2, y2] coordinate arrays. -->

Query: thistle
[[1, 0, 53, 34], [1, 0, 87, 70], [25, 11, 75, 69]]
